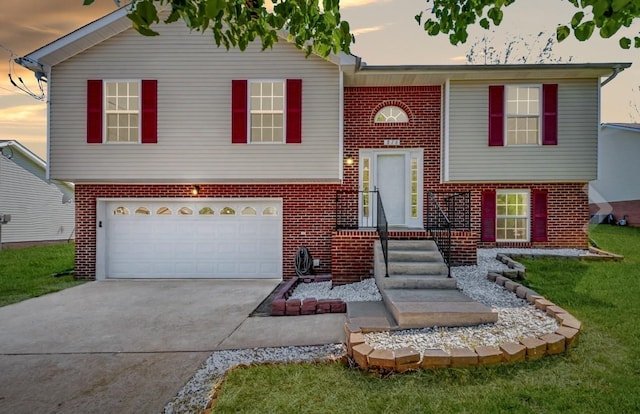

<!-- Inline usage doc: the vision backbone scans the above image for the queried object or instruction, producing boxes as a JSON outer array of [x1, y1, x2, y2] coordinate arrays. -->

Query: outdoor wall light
[[344, 155, 354, 166], [191, 185, 200, 196]]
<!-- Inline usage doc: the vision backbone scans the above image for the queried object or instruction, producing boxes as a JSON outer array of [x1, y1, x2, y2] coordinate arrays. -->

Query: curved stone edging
[[270, 276, 346, 316], [344, 268, 581, 372]]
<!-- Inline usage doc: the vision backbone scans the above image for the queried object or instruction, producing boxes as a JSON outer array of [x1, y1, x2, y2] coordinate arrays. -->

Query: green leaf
[[600, 19, 623, 38], [574, 20, 595, 41], [480, 18, 490, 29], [135, 0, 159, 25], [205, 0, 226, 20], [487, 7, 503, 25], [635, 36, 640, 48], [83, 0, 95, 5], [620, 37, 632, 48], [557, 25, 571, 42], [571, 11, 584, 29], [612, 0, 631, 12], [415, 12, 423, 25]]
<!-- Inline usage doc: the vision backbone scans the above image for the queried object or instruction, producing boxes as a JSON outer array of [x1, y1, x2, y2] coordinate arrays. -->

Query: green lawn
[[0, 243, 82, 307], [212, 225, 640, 413]]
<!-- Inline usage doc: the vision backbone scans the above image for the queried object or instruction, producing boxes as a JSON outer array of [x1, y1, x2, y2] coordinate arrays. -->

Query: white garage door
[[100, 199, 282, 279]]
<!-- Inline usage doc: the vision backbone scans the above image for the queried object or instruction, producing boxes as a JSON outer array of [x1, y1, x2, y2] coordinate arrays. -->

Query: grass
[[211, 225, 640, 413], [0, 243, 82, 307]]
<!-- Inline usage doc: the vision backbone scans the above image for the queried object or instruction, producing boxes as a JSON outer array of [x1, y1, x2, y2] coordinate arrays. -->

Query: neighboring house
[[16, 7, 630, 282], [590, 123, 640, 226], [0, 140, 74, 247]]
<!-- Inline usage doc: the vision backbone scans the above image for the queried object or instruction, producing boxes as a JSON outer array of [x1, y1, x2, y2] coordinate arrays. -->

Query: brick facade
[[74, 183, 339, 280]]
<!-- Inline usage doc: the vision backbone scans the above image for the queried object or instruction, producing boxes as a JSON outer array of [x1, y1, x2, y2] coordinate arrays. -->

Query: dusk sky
[[1, 0, 638, 159]]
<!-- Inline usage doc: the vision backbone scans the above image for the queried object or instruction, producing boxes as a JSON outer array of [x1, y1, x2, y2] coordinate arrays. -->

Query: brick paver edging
[[344, 262, 582, 372], [270, 276, 346, 316]]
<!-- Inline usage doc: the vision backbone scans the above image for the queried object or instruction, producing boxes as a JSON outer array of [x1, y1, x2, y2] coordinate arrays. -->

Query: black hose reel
[[295, 246, 314, 277]]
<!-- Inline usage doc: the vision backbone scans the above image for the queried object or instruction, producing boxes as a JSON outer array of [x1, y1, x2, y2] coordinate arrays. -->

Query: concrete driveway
[[0, 280, 344, 413]]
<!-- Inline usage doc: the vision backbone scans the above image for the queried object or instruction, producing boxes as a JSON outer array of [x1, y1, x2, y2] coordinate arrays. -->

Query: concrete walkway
[[0, 280, 345, 414]]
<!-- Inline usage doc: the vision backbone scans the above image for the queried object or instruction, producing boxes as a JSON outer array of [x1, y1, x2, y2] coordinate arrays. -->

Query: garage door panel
[[104, 199, 282, 279]]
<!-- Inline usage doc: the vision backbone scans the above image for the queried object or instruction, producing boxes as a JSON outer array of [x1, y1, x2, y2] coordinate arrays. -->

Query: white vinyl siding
[[0, 154, 75, 244], [48, 22, 340, 183], [446, 79, 599, 182]]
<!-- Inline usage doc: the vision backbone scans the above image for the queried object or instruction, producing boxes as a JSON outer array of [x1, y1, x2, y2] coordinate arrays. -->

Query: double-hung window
[[496, 190, 529, 241], [505, 86, 540, 145], [249, 81, 285, 143], [105, 81, 140, 143]]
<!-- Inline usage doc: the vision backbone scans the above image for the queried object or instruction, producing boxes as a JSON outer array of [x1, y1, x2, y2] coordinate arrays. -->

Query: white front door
[[359, 149, 423, 228]]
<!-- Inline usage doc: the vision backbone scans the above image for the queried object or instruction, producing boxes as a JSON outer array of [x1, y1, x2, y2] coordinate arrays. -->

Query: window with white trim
[[506, 86, 540, 145], [496, 190, 529, 241], [250, 81, 284, 143], [374, 105, 408, 123], [105, 81, 140, 143]]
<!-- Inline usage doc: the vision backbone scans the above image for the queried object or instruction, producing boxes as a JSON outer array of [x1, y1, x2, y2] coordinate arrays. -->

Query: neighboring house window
[[488, 84, 557, 147], [506, 86, 540, 145], [87, 79, 157, 144], [375, 106, 408, 123], [481, 189, 548, 243], [105, 81, 139, 143], [231, 79, 302, 144], [496, 190, 530, 241]]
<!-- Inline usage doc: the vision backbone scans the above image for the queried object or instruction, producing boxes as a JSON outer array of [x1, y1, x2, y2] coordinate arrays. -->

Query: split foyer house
[[17, 7, 630, 283]]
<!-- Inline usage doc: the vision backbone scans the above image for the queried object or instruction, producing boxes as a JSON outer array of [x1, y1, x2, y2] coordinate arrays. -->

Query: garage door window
[[178, 207, 193, 215], [114, 206, 129, 215], [199, 207, 214, 215], [221, 207, 236, 215], [157, 207, 172, 215], [242, 207, 257, 216], [263, 206, 277, 216], [135, 207, 150, 215]]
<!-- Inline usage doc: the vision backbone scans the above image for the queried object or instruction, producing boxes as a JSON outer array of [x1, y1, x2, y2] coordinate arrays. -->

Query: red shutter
[[87, 80, 103, 144], [481, 190, 497, 242], [488, 85, 504, 147], [141, 80, 157, 144], [532, 189, 548, 242], [286, 79, 302, 144], [231, 80, 248, 144], [542, 84, 558, 145]]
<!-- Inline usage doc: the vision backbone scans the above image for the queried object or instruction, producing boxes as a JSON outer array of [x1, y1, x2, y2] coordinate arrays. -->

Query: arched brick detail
[[370, 99, 414, 125]]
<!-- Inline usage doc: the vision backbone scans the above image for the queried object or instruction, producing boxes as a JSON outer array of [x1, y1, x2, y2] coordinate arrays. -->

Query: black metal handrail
[[335, 190, 389, 277], [376, 192, 389, 277], [427, 192, 452, 277], [430, 191, 471, 230]]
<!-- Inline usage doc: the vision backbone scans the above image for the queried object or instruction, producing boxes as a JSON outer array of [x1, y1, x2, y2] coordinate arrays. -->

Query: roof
[[602, 123, 640, 133], [0, 140, 74, 192]]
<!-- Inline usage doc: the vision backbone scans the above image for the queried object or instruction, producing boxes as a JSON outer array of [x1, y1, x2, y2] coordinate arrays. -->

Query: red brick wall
[[343, 86, 590, 251], [74, 184, 339, 280]]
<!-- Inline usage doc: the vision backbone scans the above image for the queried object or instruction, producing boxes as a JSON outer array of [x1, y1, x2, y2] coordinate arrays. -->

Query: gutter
[[601, 65, 626, 87]]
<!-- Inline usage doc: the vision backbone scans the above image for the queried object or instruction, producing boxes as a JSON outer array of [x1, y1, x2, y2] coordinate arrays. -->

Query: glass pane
[[263, 128, 273, 142], [273, 82, 283, 96], [251, 82, 261, 96], [118, 114, 128, 126], [497, 206, 507, 215], [199, 207, 214, 215], [119, 128, 128, 141], [130, 127, 139, 141], [128, 82, 138, 97], [262, 206, 277, 216], [221, 207, 236, 215], [251, 114, 262, 128], [178, 207, 193, 215], [263, 115, 273, 127], [261, 97, 272, 111], [113, 206, 129, 215], [106, 99, 117, 111], [273, 127, 283, 142], [241, 207, 257, 216], [118, 97, 127, 110], [251, 97, 261, 110], [157, 207, 171, 215], [130, 114, 138, 126], [106, 82, 116, 96], [262, 82, 272, 96], [135, 207, 150, 215], [129, 97, 138, 111], [107, 128, 117, 141], [106, 114, 117, 128], [117, 82, 128, 95]]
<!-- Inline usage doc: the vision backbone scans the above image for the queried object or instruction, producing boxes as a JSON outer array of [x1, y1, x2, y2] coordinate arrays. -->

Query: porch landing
[[346, 240, 498, 330]]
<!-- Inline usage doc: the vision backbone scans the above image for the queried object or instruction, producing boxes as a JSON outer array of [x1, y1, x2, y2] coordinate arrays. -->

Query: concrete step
[[377, 275, 457, 290], [387, 239, 438, 251], [387, 249, 444, 263], [388, 261, 449, 276], [381, 289, 498, 329], [346, 301, 397, 332]]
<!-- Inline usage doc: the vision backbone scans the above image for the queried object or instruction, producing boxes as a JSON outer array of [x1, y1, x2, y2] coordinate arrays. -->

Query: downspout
[[45, 65, 51, 180], [601, 66, 624, 87]]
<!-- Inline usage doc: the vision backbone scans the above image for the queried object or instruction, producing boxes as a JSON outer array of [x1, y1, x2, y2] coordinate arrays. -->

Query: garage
[[96, 198, 282, 279]]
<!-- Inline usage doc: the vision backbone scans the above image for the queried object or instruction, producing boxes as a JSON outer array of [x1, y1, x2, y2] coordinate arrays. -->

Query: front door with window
[[359, 149, 423, 228]]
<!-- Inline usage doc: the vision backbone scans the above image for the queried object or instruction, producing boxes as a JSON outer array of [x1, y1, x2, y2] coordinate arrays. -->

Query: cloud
[[352, 25, 386, 36], [0, 104, 46, 124]]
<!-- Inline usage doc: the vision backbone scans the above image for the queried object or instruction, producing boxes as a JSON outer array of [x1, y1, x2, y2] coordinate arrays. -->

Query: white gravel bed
[[289, 277, 382, 302], [163, 344, 345, 414]]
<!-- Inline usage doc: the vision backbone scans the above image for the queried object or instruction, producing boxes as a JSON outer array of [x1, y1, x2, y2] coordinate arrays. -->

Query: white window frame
[[496, 189, 530, 242], [374, 105, 409, 123], [248, 79, 286, 144], [103, 80, 141, 144], [505, 84, 541, 146]]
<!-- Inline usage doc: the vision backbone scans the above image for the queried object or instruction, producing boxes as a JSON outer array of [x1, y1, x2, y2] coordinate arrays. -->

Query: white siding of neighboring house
[[0, 154, 75, 244], [49, 23, 341, 183], [446, 79, 599, 182], [590, 126, 640, 203]]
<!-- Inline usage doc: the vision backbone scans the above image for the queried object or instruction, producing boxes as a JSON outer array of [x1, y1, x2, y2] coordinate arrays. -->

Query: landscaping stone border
[[344, 285, 581, 373], [270, 275, 346, 316], [344, 252, 586, 373]]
